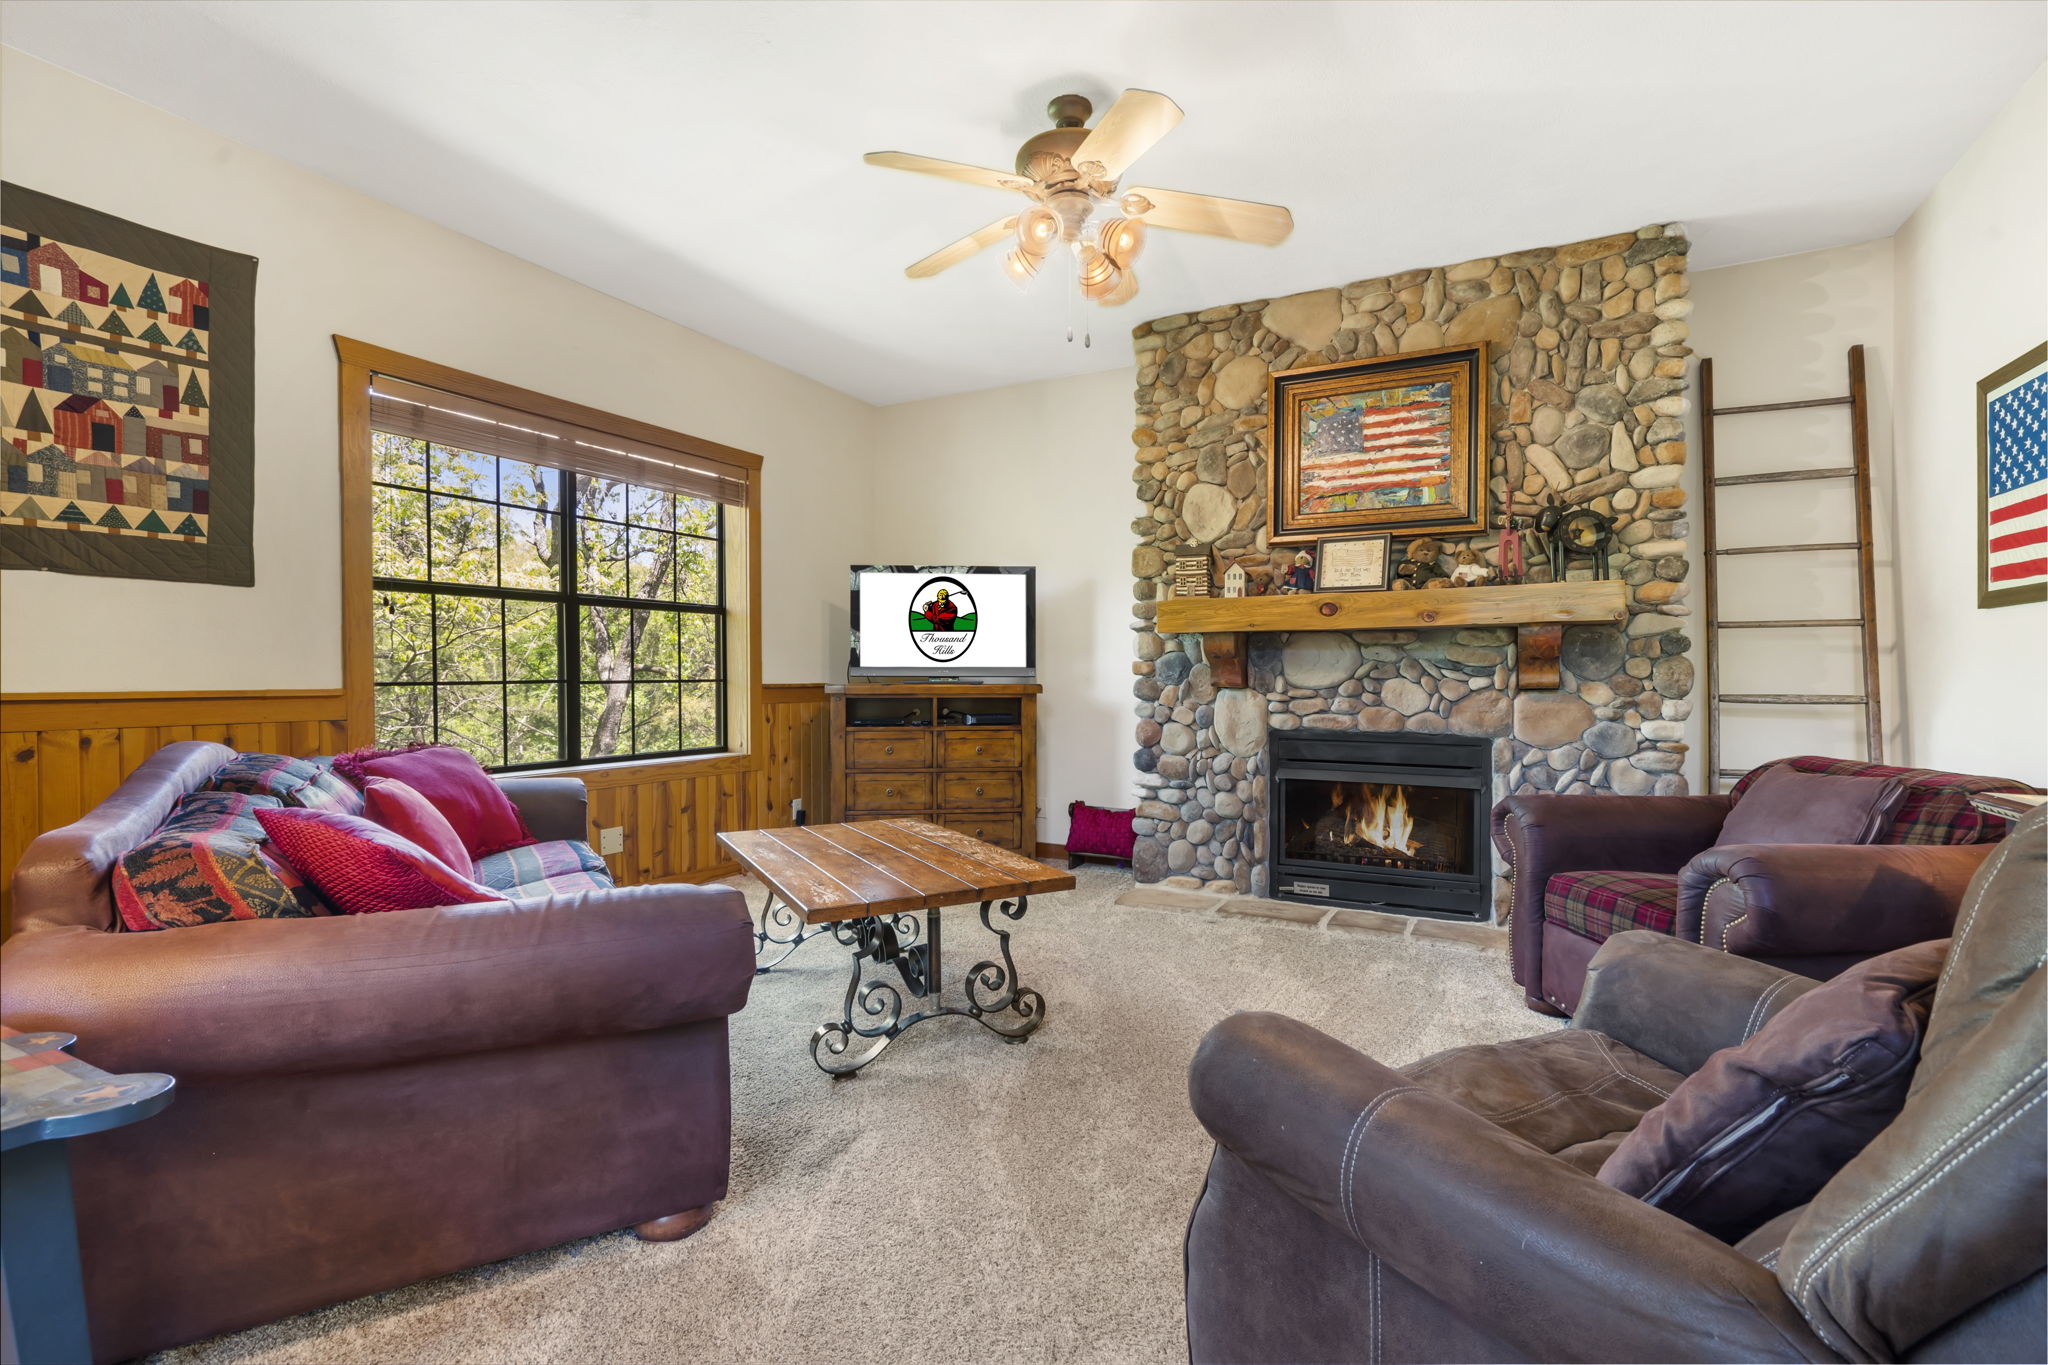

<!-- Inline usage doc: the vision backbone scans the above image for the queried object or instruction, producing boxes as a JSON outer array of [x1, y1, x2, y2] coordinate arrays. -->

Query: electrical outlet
[[791, 798, 805, 822], [598, 826, 625, 856]]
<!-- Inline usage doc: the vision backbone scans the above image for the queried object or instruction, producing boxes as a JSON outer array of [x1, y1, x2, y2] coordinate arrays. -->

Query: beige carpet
[[159, 866, 1553, 1365]]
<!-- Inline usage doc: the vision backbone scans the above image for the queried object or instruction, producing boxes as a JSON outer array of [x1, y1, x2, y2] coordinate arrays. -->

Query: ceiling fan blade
[[906, 216, 1020, 279], [1123, 186, 1294, 246], [864, 151, 1027, 193], [1072, 89, 1183, 180]]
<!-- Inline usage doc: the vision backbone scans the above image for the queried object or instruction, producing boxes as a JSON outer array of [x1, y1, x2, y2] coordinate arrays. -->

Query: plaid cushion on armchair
[[1543, 870, 1682, 941], [1726, 756, 2035, 847]]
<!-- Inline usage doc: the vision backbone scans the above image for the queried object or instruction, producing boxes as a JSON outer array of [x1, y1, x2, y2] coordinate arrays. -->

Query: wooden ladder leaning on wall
[[1698, 343, 1883, 793]]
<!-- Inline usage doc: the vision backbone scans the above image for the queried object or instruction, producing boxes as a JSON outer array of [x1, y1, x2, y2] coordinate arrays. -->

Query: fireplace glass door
[[1279, 774, 1476, 878]]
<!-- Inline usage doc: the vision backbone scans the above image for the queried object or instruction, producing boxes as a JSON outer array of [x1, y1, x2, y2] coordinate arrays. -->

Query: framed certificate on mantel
[[1313, 533, 1392, 592]]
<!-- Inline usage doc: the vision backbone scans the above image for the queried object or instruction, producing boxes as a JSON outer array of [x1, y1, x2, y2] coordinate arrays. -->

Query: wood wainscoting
[[0, 683, 831, 934]]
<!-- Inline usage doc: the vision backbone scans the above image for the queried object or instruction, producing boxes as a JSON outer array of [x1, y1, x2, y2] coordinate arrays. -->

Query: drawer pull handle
[[975, 786, 985, 796], [884, 745, 894, 755], [885, 787, 896, 798], [974, 828, 984, 837], [975, 745, 985, 755]]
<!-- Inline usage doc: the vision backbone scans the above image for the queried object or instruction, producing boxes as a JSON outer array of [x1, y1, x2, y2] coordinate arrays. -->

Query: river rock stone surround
[[1129, 224, 1696, 914]]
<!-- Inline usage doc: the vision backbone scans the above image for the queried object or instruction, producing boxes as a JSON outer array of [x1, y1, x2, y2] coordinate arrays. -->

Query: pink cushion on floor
[[256, 806, 503, 916], [335, 744, 535, 858], [362, 776, 474, 877], [1067, 801, 1137, 859]]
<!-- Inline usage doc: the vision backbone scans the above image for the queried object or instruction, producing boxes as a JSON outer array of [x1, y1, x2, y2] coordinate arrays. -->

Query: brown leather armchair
[[1184, 807, 2046, 1364], [0, 742, 757, 1364], [1494, 755, 2030, 1016]]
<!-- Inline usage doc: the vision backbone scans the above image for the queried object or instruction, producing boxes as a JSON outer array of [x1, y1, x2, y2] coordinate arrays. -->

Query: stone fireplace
[[1129, 224, 1698, 918]]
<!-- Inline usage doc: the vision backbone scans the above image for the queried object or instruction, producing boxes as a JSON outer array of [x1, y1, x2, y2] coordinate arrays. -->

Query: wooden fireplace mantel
[[1153, 581, 1627, 690]]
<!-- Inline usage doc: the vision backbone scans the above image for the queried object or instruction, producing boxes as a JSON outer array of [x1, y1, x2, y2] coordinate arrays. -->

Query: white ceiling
[[4, 1, 2042, 404]]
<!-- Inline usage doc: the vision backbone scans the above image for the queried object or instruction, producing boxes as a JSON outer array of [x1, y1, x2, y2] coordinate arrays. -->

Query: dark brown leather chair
[[1185, 807, 2046, 1364], [0, 742, 756, 1364]]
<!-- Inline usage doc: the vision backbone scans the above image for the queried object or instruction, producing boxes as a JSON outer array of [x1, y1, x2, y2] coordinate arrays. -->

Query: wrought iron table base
[[810, 897, 1046, 1075], [754, 890, 833, 973]]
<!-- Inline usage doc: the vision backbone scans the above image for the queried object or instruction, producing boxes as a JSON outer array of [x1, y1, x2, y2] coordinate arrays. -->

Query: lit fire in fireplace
[[1329, 783, 1420, 857]]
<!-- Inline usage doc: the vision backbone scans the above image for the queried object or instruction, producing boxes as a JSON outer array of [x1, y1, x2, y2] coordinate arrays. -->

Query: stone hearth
[[1129, 224, 1698, 916]]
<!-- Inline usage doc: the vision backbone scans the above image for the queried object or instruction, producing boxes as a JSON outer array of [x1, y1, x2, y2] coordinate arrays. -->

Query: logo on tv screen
[[909, 576, 976, 662]]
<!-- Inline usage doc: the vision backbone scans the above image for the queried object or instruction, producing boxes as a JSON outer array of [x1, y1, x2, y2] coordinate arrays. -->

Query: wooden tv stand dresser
[[825, 683, 1040, 853]]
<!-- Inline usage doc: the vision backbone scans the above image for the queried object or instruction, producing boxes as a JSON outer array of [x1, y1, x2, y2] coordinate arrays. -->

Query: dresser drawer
[[848, 731, 933, 769], [848, 810, 930, 828], [847, 773, 932, 810], [939, 771, 1021, 810], [937, 813, 1024, 851], [940, 731, 1021, 769]]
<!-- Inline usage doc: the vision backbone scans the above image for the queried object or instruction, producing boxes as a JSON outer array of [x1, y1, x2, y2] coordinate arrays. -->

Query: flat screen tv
[[849, 565, 1036, 680]]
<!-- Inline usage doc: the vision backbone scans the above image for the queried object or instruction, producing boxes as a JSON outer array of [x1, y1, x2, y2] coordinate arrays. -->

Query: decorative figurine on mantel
[[1391, 537, 1452, 591], [1497, 515, 1530, 585], [1449, 547, 1494, 588], [1557, 508, 1617, 581], [1281, 547, 1316, 594], [1171, 555, 1212, 598], [1221, 560, 1249, 598]]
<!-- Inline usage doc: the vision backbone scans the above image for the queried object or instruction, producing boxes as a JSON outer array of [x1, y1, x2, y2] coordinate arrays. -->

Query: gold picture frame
[[1266, 343, 1489, 545], [1312, 532, 1392, 592]]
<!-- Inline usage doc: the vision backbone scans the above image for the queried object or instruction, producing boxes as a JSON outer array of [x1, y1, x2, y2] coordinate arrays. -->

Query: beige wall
[[1682, 238, 1901, 788], [0, 49, 874, 692], [1892, 63, 2047, 783], [872, 369, 1136, 846]]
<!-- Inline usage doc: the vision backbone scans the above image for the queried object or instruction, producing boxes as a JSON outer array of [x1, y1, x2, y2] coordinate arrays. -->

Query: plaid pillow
[[207, 753, 365, 817], [1729, 757, 2037, 846], [472, 839, 611, 892], [1544, 870, 1682, 942]]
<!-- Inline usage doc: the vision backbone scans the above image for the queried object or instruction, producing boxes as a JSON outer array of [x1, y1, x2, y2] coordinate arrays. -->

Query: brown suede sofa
[[1185, 807, 2046, 1364], [0, 741, 756, 1364]]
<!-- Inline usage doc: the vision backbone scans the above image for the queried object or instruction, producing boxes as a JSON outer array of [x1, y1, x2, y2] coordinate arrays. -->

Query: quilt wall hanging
[[0, 183, 256, 584]]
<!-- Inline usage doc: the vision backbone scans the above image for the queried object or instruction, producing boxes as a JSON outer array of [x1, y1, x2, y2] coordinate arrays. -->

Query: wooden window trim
[[334, 336, 765, 772]]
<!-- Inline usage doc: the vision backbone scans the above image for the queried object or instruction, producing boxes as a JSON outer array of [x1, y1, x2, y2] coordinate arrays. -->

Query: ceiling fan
[[865, 89, 1293, 310]]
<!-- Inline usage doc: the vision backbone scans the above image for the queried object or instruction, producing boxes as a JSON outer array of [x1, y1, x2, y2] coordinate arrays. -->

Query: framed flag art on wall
[[1978, 342, 2046, 609]]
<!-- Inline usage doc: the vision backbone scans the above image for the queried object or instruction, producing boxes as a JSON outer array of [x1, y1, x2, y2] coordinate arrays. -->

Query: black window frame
[[368, 433, 727, 773]]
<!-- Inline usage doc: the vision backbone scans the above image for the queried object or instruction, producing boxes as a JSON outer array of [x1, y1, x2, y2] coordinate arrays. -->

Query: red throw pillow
[[256, 806, 503, 916], [1598, 938, 1946, 1241], [362, 776, 474, 877], [336, 744, 534, 859]]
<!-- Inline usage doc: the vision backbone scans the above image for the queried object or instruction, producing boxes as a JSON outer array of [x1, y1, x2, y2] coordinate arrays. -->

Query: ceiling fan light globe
[[1076, 244, 1119, 298], [1016, 206, 1060, 255], [1097, 216, 1147, 269], [1100, 268, 1141, 307], [1003, 247, 1042, 291]]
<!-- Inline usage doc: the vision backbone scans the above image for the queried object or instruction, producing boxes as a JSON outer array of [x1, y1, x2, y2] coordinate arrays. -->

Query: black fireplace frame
[[1267, 730, 1492, 921]]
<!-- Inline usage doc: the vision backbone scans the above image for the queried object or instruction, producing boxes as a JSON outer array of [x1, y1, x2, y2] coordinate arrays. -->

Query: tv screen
[[850, 565, 1036, 679]]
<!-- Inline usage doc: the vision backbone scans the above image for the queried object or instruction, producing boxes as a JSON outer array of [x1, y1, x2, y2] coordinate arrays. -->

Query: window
[[359, 366, 752, 772]]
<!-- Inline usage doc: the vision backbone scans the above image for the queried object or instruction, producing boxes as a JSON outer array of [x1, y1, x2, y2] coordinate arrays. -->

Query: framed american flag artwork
[[1978, 342, 2046, 609], [1266, 344, 1488, 544]]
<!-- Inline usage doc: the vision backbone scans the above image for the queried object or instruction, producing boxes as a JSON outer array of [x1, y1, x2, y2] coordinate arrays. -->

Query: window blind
[[367, 374, 750, 507]]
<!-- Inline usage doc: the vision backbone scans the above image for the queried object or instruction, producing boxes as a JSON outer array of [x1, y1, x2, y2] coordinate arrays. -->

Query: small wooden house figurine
[[1221, 561, 1248, 597]]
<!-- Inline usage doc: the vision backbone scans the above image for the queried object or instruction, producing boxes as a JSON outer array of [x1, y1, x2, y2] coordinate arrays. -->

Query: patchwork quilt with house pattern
[[0, 183, 254, 584]]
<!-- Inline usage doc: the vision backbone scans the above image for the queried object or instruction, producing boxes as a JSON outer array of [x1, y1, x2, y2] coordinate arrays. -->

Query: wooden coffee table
[[717, 819, 1075, 1075]]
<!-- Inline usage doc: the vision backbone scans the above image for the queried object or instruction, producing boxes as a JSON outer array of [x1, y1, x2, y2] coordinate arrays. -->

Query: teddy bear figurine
[[1391, 537, 1451, 591], [1449, 546, 1493, 588], [1280, 548, 1317, 594]]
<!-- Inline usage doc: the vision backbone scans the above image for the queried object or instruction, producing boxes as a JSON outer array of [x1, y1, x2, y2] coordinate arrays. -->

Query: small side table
[[2, 1027, 174, 1365]]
